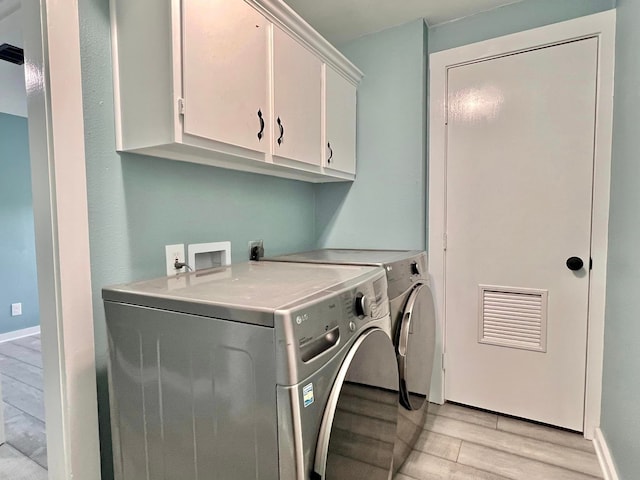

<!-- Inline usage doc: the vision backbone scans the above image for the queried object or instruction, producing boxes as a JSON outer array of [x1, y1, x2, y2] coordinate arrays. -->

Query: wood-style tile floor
[[0, 333, 604, 480], [0, 333, 47, 479], [395, 402, 603, 480]]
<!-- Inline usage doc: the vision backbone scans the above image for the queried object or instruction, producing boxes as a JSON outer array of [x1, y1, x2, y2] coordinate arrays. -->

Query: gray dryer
[[265, 249, 437, 472]]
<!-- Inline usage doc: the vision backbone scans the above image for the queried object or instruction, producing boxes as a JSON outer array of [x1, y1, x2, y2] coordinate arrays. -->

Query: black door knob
[[566, 257, 584, 271]]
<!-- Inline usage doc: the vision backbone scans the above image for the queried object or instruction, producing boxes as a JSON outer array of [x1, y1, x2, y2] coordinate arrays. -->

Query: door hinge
[[443, 233, 448, 251], [177, 98, 185, 115], [442, 352, 446, 372], [590, 257, 593, 270]]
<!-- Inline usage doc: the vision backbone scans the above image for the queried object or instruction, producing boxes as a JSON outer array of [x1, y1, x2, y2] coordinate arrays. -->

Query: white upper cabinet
[[272, 26, 322, 167], [182, 0, 270, 154], [110, 0, 362, 183], [324, 65, 357, 175]]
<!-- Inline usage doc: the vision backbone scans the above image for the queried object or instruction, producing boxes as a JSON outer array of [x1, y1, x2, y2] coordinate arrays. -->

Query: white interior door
[[444, 37, 598, 431]]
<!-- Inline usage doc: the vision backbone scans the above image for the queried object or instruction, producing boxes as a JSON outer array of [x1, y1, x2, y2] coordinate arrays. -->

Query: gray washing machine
[[265, 249, 437, 471], [103, 261, 401, 480]]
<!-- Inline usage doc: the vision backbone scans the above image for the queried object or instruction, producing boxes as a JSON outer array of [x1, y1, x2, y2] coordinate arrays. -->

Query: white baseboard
[[0, 326, 41, 344], [594, 427, 620, 480], [0, 368, 4, 443]]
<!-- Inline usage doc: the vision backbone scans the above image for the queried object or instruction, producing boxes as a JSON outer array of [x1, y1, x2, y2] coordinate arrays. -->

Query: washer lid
[[102, 261, 381, 327]]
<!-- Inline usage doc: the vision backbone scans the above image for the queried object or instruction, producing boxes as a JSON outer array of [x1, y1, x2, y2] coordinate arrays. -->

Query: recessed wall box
[[188, 241, 231, 271]]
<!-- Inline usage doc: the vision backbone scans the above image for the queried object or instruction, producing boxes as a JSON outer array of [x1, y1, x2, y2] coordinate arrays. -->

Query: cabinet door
[[325, 66, 357, 174], [273, 27, 322, 166], [182, 0, 270, 154]]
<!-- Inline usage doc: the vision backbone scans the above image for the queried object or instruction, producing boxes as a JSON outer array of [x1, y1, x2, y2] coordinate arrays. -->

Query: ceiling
[[284, 0, 525, 45], [0, 0, 526, 47], [0, 0, 19, 25], [0, 0, 21, 47], [0, 0, 25, 117]]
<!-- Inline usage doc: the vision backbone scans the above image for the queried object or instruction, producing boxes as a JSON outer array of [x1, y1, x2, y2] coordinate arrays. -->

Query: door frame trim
[[23, 0, 101, 477], [428, 10, 616, 439]]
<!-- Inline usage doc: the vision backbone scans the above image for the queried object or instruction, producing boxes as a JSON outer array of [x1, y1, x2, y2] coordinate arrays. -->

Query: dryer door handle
[[397, 283, 424, 357], [397, 282, 436, 411]]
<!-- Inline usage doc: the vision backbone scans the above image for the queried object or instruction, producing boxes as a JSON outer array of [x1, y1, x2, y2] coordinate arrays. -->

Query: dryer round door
[[314, 328, 399, 480], [397, 283, 436, 410]]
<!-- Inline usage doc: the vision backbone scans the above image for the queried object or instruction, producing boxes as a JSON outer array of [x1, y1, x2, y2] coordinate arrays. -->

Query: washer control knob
[[348, 321, 356, 332], [354, 293, 371, 318], [410, 261, 420, 275]]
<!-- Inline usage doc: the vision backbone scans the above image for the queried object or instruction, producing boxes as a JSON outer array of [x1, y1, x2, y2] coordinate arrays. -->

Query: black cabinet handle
[[257, 109, 264, 141], [327, 142, 333, 164], [566, 256, 584, 271], [277, 117, 284, 146]]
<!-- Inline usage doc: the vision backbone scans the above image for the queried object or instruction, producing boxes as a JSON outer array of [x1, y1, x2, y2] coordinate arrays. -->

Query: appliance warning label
[[303, 383, 314, 408]]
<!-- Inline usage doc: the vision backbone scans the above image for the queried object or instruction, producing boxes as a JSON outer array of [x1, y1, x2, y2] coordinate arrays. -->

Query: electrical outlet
[[165, 244, 186, 276], [11, 303, 22, 316], [248, 240, 264, 260]]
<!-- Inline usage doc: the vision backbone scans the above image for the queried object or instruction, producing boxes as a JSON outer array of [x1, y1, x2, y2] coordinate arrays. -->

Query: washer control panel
[[274, 268, 390, 385]]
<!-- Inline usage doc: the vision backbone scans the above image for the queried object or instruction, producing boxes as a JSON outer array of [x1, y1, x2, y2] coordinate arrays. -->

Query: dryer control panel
[[385, 251, 428, 299], [273, 268, 390, 386]]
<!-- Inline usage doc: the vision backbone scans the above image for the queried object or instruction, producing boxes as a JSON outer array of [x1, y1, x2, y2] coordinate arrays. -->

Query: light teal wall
[[78, 0, 316, 477], [601, 1, 640, 478], [315, 19, 428, 249], [0, 113, 39, 335], [429, 0, 616, 53]]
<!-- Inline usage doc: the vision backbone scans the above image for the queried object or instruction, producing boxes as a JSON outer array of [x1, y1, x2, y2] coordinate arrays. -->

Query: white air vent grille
[[478, 286, 548, 352]]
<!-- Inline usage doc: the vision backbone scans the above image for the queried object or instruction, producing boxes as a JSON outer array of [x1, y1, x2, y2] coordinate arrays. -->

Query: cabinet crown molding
[[249, 0, 363, 85]]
